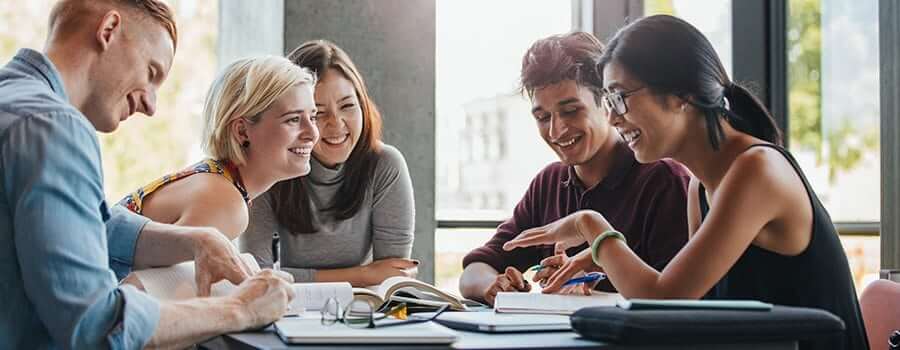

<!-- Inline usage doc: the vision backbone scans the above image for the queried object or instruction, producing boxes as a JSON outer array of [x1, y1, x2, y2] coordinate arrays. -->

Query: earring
[[242, 140, 250, 148]]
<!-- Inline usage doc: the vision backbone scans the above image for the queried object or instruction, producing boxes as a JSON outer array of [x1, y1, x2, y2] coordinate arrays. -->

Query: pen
[[272, 231, 280, 271], [528, 264, 545, 272], [561, 272, 606, 287]]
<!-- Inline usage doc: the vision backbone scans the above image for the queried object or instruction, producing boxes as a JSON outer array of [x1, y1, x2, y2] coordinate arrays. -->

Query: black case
[[570, 305, 845, 345]]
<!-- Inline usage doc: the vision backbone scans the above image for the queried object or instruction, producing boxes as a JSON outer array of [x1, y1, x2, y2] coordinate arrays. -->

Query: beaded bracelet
[[590, 230, 626, 266]]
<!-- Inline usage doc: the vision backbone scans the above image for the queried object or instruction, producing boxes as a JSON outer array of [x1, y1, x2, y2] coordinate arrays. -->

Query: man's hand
[[483, 267, 531, 306], [230, 269, 295, 329], [360, 258, 419, 286], [191, 229, 256, 297]]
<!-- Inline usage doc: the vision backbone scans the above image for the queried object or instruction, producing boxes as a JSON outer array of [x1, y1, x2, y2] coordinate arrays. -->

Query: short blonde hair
[[201, 56, 316, 165]]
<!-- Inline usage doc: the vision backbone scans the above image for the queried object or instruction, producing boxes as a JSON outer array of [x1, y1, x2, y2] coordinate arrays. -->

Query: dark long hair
[[597, 15, 782, 149], [270, 40, 383, 234]]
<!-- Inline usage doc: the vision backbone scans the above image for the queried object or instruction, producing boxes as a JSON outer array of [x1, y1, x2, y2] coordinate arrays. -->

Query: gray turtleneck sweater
[[239, 143, 415, 282]]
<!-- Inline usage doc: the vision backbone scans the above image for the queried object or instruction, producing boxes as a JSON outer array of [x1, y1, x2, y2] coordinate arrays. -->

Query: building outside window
[[435, 0, 571, 291]]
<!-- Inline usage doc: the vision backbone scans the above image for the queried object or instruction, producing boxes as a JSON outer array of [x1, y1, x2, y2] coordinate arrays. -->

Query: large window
[[434, 0, 572, 292], [0, 0, 218, 204], [787, 0, 880, 288], [644, 0, 732, 75]]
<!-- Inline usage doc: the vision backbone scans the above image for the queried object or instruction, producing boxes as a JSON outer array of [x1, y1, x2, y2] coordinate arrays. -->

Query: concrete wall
[[220, 0, 437, 282]]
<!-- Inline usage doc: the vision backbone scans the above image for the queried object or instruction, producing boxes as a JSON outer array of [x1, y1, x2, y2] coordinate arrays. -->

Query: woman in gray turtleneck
[[240, 40, 416, 287]]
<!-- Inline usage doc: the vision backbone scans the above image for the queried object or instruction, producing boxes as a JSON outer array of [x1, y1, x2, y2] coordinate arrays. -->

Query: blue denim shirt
[[0, 49, 160, 349]]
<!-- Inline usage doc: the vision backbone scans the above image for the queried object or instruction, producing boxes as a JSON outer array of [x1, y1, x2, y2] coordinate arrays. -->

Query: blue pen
[[561, 272, 606, 287]]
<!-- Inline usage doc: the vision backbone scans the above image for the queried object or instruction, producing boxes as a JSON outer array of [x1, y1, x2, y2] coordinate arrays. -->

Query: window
[[435, 0, 572, 292], [644, 0, 733, 75], [0, 0, 218, 203], [787, 0, 880, 288]]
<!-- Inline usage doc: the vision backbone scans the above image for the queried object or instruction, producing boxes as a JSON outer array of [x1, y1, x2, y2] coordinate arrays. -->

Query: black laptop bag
[[570, 305, 846, 346]]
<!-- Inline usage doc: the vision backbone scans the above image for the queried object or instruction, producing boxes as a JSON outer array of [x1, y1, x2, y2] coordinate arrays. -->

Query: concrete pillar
[[218, 0, 284, 67]]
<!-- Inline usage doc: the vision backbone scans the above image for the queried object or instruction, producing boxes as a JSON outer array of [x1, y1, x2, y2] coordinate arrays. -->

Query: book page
[[290, 282, 353, 312], [131, 253, 353, 312], [494, 292, 624, 315]]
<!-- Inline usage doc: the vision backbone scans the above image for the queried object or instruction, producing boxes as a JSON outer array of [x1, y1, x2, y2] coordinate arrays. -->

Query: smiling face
[[531, 80, 613, 166], [83, 16, 174, 132], [242, 85, 319, 180], [602, 61, 687, 163], [312, 69, 363, 168]]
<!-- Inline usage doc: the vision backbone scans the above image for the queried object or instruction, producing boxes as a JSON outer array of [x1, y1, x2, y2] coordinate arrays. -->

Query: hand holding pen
[[534, 249, 604, 295], [528, 260, 560, 287]]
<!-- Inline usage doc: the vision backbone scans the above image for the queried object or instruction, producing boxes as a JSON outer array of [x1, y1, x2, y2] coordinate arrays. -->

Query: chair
[[860, 279, 900, 350]]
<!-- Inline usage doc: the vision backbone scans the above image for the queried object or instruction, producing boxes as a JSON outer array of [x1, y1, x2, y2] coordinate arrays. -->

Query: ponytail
[[598, 15, 784, 150], [723, 83, 783, 146]]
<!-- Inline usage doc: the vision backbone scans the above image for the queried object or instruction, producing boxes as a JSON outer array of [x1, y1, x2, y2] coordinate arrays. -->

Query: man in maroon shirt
[[459, 32, 691, 305]]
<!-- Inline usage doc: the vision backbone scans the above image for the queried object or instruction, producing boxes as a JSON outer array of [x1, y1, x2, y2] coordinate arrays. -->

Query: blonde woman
[[119, 56, 319, 244], [241, 41, 416, 287]]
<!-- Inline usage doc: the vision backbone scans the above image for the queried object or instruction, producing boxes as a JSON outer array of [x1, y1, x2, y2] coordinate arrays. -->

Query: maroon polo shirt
[[462, 141, 691, 291]]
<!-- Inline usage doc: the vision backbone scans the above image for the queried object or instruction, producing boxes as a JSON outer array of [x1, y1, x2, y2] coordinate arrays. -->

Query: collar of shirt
[[561, 140, 638, 192], [10, 48, 69, 102], [308, 154, 345, 185]]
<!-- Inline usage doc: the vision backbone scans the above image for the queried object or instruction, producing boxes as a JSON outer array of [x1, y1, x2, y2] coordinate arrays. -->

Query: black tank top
[[698, 144, 868, 350]]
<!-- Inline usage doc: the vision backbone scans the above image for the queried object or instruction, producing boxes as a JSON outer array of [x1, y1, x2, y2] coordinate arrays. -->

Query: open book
[[352, 276, 477, 312], [129, 256, 476, 313], [494, 291, 625, 315]]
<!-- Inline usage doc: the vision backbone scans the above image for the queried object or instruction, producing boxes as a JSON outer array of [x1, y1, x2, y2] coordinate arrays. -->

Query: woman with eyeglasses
[[503, 15, 867, 350]]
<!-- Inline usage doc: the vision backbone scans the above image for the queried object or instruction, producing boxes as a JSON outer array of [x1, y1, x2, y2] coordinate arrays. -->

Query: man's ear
[[95, 10, 123, 52]]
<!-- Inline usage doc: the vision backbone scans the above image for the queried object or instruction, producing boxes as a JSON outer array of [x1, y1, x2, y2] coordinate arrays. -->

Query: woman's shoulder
[[372, 142, 410, 174]]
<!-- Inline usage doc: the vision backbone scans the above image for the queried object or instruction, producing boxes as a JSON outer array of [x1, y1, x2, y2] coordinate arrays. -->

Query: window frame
[[879, 0, 900, 276]]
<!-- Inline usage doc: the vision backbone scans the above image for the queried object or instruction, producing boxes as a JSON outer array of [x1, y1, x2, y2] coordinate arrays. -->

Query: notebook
[[413, 311, 572, 333], [494, 291, 625, 315], [274, 317, 458, 344]]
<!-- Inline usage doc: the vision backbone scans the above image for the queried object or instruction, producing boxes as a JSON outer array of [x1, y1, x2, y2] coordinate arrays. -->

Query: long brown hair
[[271, 40, 383, 234]]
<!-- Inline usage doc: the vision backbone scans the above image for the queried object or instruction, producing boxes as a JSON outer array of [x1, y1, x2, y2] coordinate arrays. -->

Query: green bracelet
[[590, 230, 626, 266]]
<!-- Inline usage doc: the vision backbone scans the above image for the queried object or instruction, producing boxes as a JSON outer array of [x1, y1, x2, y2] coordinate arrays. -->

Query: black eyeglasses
[[601, 86, 645, 115], [320, 297, 450, 329]]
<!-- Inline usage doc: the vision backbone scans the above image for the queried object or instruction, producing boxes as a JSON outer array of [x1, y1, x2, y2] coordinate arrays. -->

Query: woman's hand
[[361, 258, 419, 286], [539, 249, 602, 294], [502, 210, 613, 253]]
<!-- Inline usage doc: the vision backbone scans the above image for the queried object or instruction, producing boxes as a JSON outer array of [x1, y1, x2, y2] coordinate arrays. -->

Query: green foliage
[[788, 0, 878, 183], [644, 0, 675, 16], [788, 0, 823, 154]]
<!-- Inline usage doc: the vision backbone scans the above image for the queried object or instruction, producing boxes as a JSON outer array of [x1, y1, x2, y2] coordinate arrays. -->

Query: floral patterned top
[[118, 159, 249, 215]]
